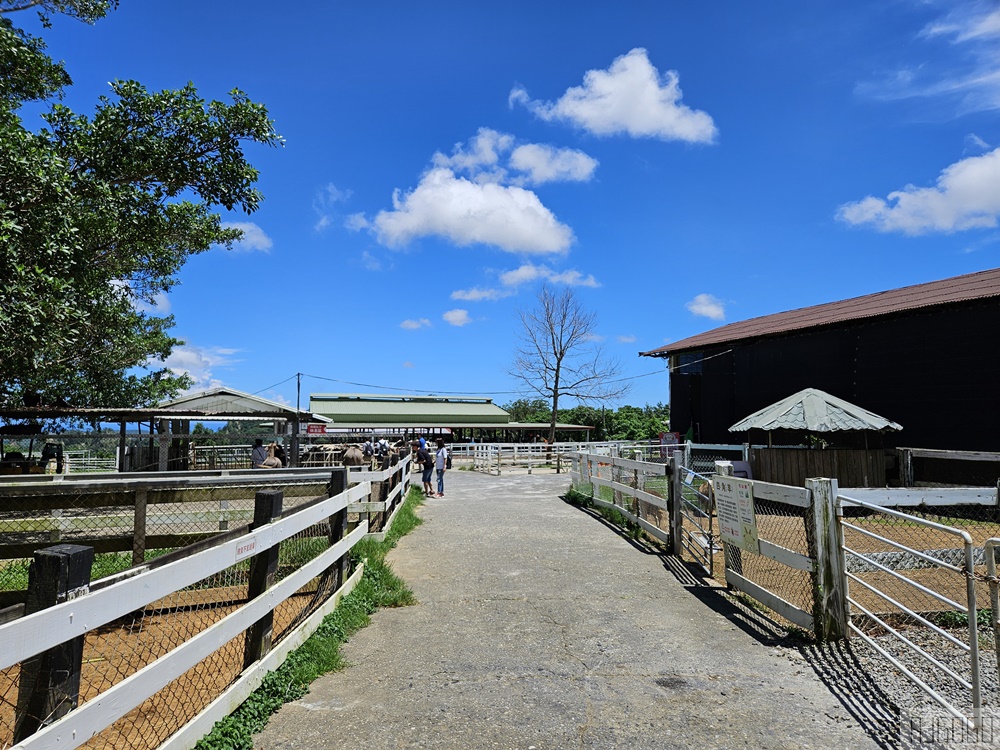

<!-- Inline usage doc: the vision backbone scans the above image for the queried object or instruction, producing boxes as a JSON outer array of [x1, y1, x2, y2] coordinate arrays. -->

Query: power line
[[293, 369, 667, 397]]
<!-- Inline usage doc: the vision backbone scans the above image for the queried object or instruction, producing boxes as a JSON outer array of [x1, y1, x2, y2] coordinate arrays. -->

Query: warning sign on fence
[[713, 476, 759, 554]]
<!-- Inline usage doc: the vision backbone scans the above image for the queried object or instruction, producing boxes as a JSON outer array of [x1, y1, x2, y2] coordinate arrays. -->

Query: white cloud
[[837, 148, 1000, 234], [508, 143, 598, 185], [161, 344, 238, 392], [443, 309, 472, 326], [403, 361, 414, 368], [859, 5, 1000, 114], [314, 183, 353, 232], [431, 128, 596, 187], [617, 334, 637, 343], [454, 263, 600, 302], [499, 262, 599, 288], [135, 290, 171, 315], [222, 222, 273, 253], [345, 213, 369, 231], [966, 133, 991, 152], [264, 391, 291, 407], [686, 293, 725, 321], [510, 48, 717, 143], [400, 318, 432, 330], [373, 168, 574, 254], [361, 251, 381, 271], [433, 128, 514, 178], [451, 287, 514, 301]]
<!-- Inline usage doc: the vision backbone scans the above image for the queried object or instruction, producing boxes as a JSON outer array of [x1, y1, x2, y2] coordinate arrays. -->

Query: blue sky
[[24, 1, 1000, 410]]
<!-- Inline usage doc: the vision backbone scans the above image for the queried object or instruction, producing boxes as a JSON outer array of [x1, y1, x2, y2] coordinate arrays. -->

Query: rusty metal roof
[[640, 267, 1000, 357]]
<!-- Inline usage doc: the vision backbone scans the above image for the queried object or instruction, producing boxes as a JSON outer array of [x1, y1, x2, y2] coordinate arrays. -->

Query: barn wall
[[668, 298, 1000, 451]]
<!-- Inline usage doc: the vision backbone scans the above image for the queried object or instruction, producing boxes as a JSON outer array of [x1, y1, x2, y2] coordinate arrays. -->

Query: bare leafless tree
[[508, 285, 631, 443]]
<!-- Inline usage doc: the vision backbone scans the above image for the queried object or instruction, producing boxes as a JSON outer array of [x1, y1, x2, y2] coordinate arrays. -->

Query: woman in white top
[[434, 438, 448, 497]]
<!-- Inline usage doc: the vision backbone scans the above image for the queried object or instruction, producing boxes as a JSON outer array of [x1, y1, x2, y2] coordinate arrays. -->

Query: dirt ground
[[1, 588, 321, 749]]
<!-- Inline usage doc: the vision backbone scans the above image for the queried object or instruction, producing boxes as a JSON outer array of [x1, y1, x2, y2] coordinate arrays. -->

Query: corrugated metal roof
[[159, 387, 317, 418], [310, 393, 511, 425], [729, 388, 902, 433], [640, 267, 1000, 357]]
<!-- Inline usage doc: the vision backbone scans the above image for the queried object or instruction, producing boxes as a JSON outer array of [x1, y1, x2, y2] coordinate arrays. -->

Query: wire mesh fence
[[721, 491, 815, 625], [0, 469, 374, 750], [840, 494, 992, 728], [0, 473, 331, 609]]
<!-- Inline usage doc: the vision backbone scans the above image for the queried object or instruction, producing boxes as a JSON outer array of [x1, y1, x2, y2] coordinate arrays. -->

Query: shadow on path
[[566, 493, 904, 750]]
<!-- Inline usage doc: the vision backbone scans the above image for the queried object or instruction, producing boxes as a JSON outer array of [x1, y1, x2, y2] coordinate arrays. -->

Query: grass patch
[[194, 487, 425, 750], [565, 486, 642, 541]]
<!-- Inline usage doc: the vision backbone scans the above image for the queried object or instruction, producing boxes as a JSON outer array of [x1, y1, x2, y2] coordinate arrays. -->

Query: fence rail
[[0, 459, 398, 750], [840, 492, 983, 730], [0, 459, 411, 609]]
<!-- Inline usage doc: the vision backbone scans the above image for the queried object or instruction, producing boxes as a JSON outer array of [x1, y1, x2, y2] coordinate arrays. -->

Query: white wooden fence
[[0, 457, 413, 749]]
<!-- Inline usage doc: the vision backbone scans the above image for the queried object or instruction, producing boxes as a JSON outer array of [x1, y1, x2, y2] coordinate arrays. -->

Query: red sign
[[306, 424, 327, 434]]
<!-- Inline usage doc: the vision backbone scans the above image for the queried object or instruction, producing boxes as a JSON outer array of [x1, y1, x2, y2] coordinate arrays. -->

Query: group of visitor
[[412, 435, 449, 497]]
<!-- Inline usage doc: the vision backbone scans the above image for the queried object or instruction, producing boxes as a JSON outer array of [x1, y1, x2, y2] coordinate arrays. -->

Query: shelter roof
[[729, 388, 903, 433], [640, 267, 1000, 357], [310, 393, 511, 425], [0, 387, 327, 425]]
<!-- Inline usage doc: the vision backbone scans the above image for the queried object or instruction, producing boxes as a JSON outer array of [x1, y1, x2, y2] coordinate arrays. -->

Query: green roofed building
[[308, 393, 591, 441]]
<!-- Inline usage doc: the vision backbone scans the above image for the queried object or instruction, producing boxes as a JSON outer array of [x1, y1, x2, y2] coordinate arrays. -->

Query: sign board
[[235, 536, 257, 563], [713, 476, 759, 554], [306, 424, 327, 435]]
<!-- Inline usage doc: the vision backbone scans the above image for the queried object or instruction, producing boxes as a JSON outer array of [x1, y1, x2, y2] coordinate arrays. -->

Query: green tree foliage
[[0, 2, 281, 410], [502, 401, 670, 442], [502, 398, 551, 423]]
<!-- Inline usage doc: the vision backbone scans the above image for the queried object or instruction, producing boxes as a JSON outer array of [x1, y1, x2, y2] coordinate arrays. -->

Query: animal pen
[[0, 454, 411, 749], [569, 444, 1000, 735]]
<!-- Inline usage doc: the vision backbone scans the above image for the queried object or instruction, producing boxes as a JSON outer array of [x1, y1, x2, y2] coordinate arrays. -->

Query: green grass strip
[[195, 486, 425, 750]]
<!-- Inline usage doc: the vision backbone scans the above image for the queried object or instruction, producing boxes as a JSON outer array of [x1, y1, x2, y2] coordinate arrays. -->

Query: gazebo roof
[[729, 388, 902, 433]]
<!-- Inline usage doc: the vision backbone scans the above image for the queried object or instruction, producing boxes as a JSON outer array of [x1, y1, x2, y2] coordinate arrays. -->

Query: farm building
[[309, 393, 592, 441], [640, 268, 1000, 452]]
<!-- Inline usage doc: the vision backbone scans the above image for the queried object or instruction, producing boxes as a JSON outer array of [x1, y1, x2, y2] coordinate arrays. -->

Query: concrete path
[[256, 469, 884, 750]]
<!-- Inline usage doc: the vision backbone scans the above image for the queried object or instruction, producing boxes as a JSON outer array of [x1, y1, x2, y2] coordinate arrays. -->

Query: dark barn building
[[640, 269, 1000, 452]]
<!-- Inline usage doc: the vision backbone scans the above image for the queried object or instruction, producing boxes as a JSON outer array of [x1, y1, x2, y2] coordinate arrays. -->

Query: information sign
[[713, 476, 760, 554]]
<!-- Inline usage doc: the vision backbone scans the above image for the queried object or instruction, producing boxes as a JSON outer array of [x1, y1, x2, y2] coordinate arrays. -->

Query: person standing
[[413, 440, 435, 497], [251, 439, 268, 469], [435, 437, 448, 497]]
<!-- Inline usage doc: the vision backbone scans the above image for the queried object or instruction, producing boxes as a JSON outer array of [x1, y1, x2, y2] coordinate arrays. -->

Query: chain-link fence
[[840, 493, 994, 729], [0, 468, 377, 749]]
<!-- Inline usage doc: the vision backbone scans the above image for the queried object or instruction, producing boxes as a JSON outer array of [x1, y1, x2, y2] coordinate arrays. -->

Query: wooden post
[[805, 477, 849, 641], [157, 419, 169, 472], [327, 468, 349, 589], [132, 488, 148, 566], [118, 421, 127, 473], [243, 489, 284, 669], [389, 453, 400, 512], [14, 544, 94, 743], [669, 453, 683, 556], [900, 448, 914, 487]]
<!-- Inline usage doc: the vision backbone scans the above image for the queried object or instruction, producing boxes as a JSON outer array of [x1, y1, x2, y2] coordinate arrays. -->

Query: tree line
[[501, 399, 670, 443]]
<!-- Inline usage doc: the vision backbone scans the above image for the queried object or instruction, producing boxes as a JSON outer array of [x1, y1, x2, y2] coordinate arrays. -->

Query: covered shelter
[[729, 388, 903, 487], [308, 393, 592, 442], [0, 387, 329, 472]]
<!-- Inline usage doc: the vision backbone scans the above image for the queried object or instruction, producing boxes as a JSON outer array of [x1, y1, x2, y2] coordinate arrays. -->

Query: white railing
[[677, 465, 716, 577], [568, 451, 671, 546], [840, 492, 983, 731], [2, 480, 371, 750]]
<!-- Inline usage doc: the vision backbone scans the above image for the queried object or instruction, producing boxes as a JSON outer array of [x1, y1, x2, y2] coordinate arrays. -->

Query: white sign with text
[[713, 476, 760, 554]]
